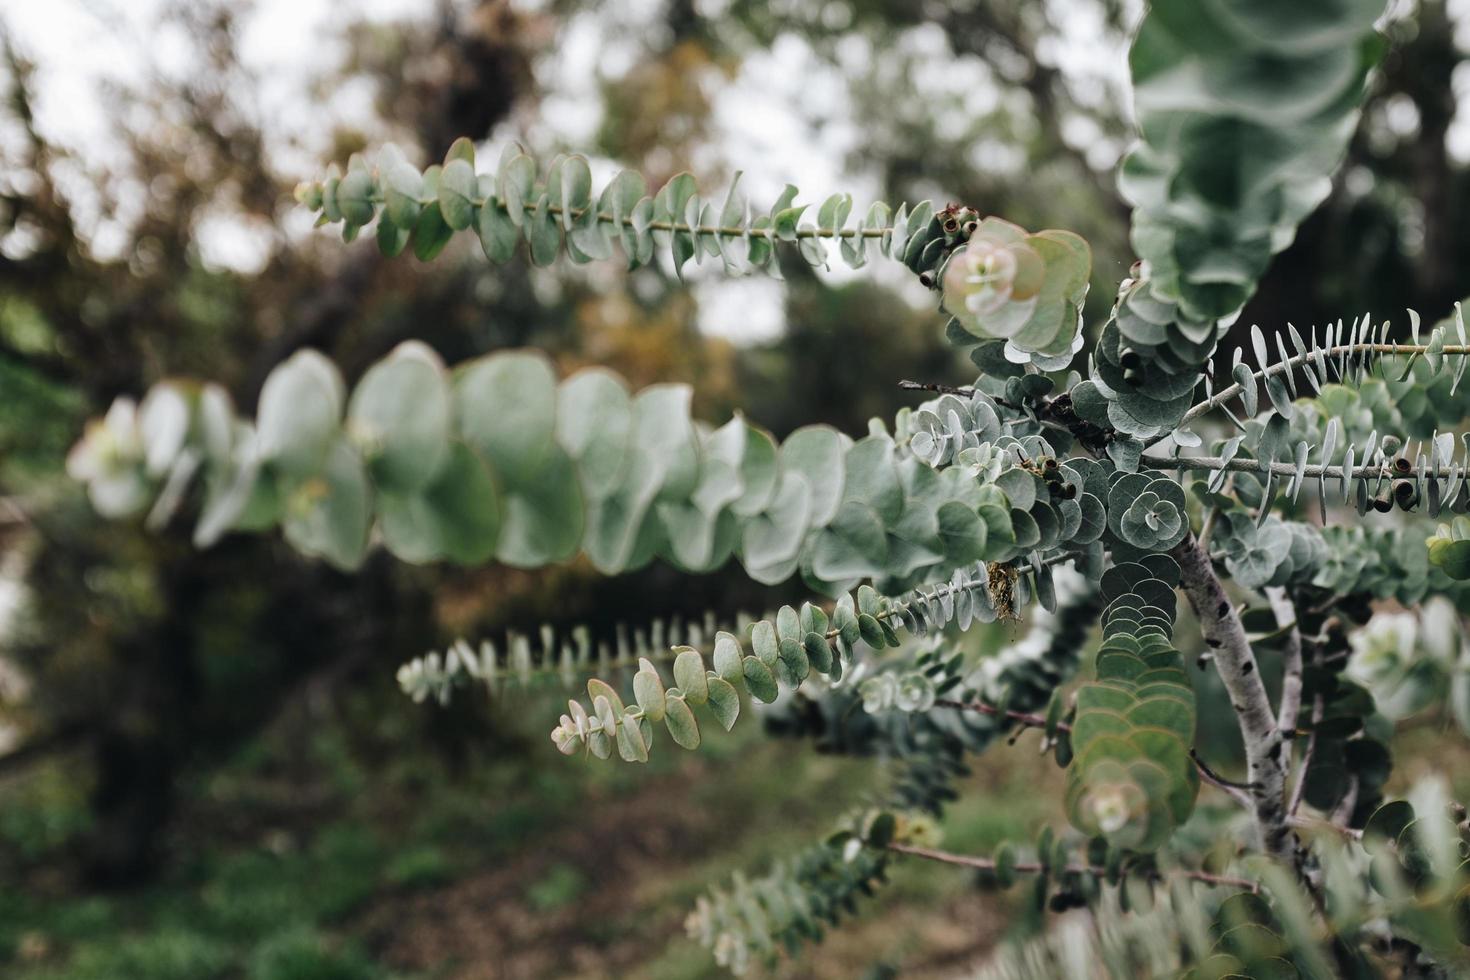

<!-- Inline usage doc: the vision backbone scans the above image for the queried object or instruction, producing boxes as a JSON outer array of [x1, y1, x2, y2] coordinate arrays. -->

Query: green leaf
[[616, 710, 649, 763], [375, 216, 410, 257], [477, 197, 519, 262], [497, 152, 535, 228], [1428, 535, 1470, 580], [741, 656, 779, 703], [857, 613, 885, 648], [751, 619, 779, 667], [779, 425, 847, 526], [383, 160, 424, 226], [444, 136, 476, 165], [673, 647, 709, 705], [412, 202, 454, 261], [633, 659, 667, 722], [1363, 800, 1415, 841], [282, 438, 371, 570], [712, 632, 743, 682], [706, 676, 740, 731], [559, 154, 593, 230], [336, 169, 376, 227], [866, 812, 896, 848], [377, 441, 500, 564], [936, 501, 988, 563], [455, 351, 558, 483], [437, 158, 479, 230], [664, 694, 701, 750], [556, 368, 633, 499], [348, 341, 452, 492], [494, 447, 584, 568], [527, 196, 560, 265], [803, 632, 834, 674], [587, 678, 625, 714], [777, 637, 810, 686], [257, 350, 345, 477]]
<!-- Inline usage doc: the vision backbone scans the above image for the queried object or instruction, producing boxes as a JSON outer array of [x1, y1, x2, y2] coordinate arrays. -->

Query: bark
[[1266, 585, 1303, 779], [1172, 535, 1301, 867]]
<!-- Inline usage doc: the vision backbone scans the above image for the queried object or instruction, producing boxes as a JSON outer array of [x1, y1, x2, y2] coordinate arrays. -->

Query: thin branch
[[1198, 503, 1223, 553], [898, 379, 975, 397], [1197, 758, 1364, 842], [886, 841, 1260, 893], [934, 697, 1063, 732], [376, 192, 896, 242], [1141, 453, 1415, 481], [1288, 670, 1326, 819], [1267, 587, 1304, 784], [1181, 341, 1470, 426], [1191, 748, 1253, 807], [437, 559, 1082, 694], [896, 379, 1032, 415]]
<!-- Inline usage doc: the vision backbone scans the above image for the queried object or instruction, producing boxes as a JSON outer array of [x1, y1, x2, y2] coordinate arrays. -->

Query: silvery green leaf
[[663, 694, 700, 750]]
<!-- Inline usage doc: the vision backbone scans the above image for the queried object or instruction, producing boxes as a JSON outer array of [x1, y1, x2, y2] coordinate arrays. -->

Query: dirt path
[[357, 762, 1017, 979]]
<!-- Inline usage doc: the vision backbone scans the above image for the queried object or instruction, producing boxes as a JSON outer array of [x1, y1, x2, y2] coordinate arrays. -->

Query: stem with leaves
[[1180, 341, 1470, 426]]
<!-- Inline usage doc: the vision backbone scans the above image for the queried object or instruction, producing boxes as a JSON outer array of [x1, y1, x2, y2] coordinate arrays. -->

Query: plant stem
[[1180, 342, 1470, 426], [885, 841, 1260, 892], [1141, 454, 1410, 481], [394, 193, 897, 241], [1171, 534, 1301, 869], [934, 697, 1063, 732], [1266, 587, 1304, 783], [898, 379, 975, 397]]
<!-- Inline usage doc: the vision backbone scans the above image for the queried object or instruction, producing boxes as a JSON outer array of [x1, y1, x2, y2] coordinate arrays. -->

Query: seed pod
[[1119, 348, 1143, 371], [1392, 478, 1418, 509], [1392, 456, 1412, 475], [962, 219, 978, 236], [918, 272, 934, 288], [1373, 495, 1393, 513]]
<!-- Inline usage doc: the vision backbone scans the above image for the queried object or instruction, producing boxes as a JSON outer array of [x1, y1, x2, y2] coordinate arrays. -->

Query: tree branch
[[1141, 453, 1423, 481], [1266, 586, 1304, 783], [1171, 534, 1301, 868], [885, 841, 1260, 893], [934, 697, 1062, 732], [1180, 341, 1470, 426]]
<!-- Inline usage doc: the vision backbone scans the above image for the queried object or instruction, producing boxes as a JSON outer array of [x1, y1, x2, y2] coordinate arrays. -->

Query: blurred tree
[[8, 0, 1469, 902], [0, 1, 546, 882]]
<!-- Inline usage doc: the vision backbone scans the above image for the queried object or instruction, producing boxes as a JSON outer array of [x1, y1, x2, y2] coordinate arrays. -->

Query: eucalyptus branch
[[1141, 454, 1407, 480], [1266, 587, 1304, 782], [934, 697, 1062, 732], [389, 191, 897, 242], [1190, 748, 1253, 809], [1288, 685, 1325, 819], [885, 841, 1261, 893], [1181, 341, 1470, 426], [1172, 534, 1300, 868], [898, 379, 976, 398]]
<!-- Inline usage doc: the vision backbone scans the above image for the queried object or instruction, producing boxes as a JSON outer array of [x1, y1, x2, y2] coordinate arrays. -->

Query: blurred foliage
[[6, 0, 1470, 976]]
